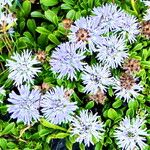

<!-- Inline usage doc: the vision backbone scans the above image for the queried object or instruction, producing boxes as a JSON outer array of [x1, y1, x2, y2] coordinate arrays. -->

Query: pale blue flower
[[50, 42, 86, 80], [7, 85, 41, 125], [41, 86, 78, 125], [96, 35, 128, 68], [70, 110, 104, 147], [114, 116, 148, 150], [6, 50, 41, 86], [82, 64, 114, 94]]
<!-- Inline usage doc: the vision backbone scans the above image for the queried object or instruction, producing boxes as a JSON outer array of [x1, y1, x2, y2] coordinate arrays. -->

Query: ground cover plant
[[0, 0, 150, 149]]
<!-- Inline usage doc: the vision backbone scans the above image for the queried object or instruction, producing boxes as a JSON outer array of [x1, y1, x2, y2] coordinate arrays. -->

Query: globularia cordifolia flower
[[82, 64, 113, 94], [70, 110, 104, 147], [143, 0, 150, 6], [7, 85, 41, 125], [96, 35, 128, 68], [6, 50, 41, 86], [50, 42, 85, 80], [68, 16, 103, 51], [143, 9, 150, 21], [92, 3, 125, 33], [113, 73, 143, 102], [0, 0, 13, 8], [41, 86, 78, 125], [114, 116, 148, 150], [120, 13, 139, 43]]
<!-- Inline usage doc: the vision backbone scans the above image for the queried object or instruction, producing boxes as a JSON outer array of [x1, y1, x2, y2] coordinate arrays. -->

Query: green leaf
[[27, 19, 36, 35], [112, 99, 122, 108], [31, 11, 44, 18], [0, 138, 7, 150], [45, 10, 58, 25], [22, 0, 31, 16], [79, 143, 85, 150], [48, 34, 60, 45], [95, 142, 102, 150], [132, 43, 143, 51], [88, 0, 93, 8], [46, 133, 70, 143], [36, 27, 50, 35], [126, 108, 135, 117], [128, 100, 138, 110], [85, 101, 94, 109], [40, 0, 58, 6], [39, 129, 51, 137], [107, 108, 118, 120], [66, 9, 76, 19], [108, 87, 114, 97], [40, 118, 67, 131], [1, 123, 15, 135], [66, 138, 73, 150]]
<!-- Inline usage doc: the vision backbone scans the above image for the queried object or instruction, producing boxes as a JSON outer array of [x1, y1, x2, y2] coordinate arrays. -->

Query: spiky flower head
[[70, 110, 104, 147], [50, 42, 85, 81], [7, 85, 41, 125], [41, 86, 78, 125], [68, 16, 103, 51], [113, 73, 143, 102], [143, 9, 150, 21], [0, 0, 13, 8], [114, 116, 148, 150], [96, 35, 128, 68], [82, 64, 113, 94], [92, 3, 124, 33], [6, 50, 41, 86]]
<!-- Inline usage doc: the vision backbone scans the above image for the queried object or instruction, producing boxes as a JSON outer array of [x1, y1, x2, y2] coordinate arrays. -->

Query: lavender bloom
[[82, 64, 113, 94], [50, 42, 86, 80], [6, 50, 41, 86], [7, 85, 41, 125], [41, 86, 78, 125], [96, 35, 128, 68], [114, 116, 148, 150], [92, 3, 125, 33], [68, 16, 103, 51], [70, 110, 104, 147]]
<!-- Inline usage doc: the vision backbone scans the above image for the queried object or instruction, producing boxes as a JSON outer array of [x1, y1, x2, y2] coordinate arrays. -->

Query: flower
[[6, 50, 41, 86], [70, 110, 104, 147], [50, 42, 85, 80], [143, 0, 150, 6], [82, 64, 113, 94], [7, 85, 41, 125], [120, 13, 139, 43], [0, 11, 17, 33], [92, 3, 124, 33], [0, 0, 13, 8], [41, 86, 78, 124], [143, 9, 150, 21], [113, 73, 143, 102], [141, 20, 150, 38], [96, 35, 128, 68], [68, 16, 102, 51], [114, 116, 148, 150]]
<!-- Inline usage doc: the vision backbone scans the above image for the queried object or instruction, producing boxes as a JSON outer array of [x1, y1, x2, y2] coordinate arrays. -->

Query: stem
[[131, 0, 138, 16]]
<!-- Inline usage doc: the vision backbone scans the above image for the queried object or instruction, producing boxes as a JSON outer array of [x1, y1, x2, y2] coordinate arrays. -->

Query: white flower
[[50, 42, 85, 81], [7, 85, 41, 125], [0, 0, 13, 8], [143, 9, 150, 21], [92, 3, 124, 33], [6, 50, 41, 86], [96, 35, 128, 68], [113, 73, 143, 102], [70, 110, 104, 147], [143, 0, 150, 6], [68, 16, 103, 51], [41, 86, 78, 125], [114, 116, 148, 150], [0, 11, 17, 27], [120, 13, 139, 43], [82, 64, 113, 94]]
